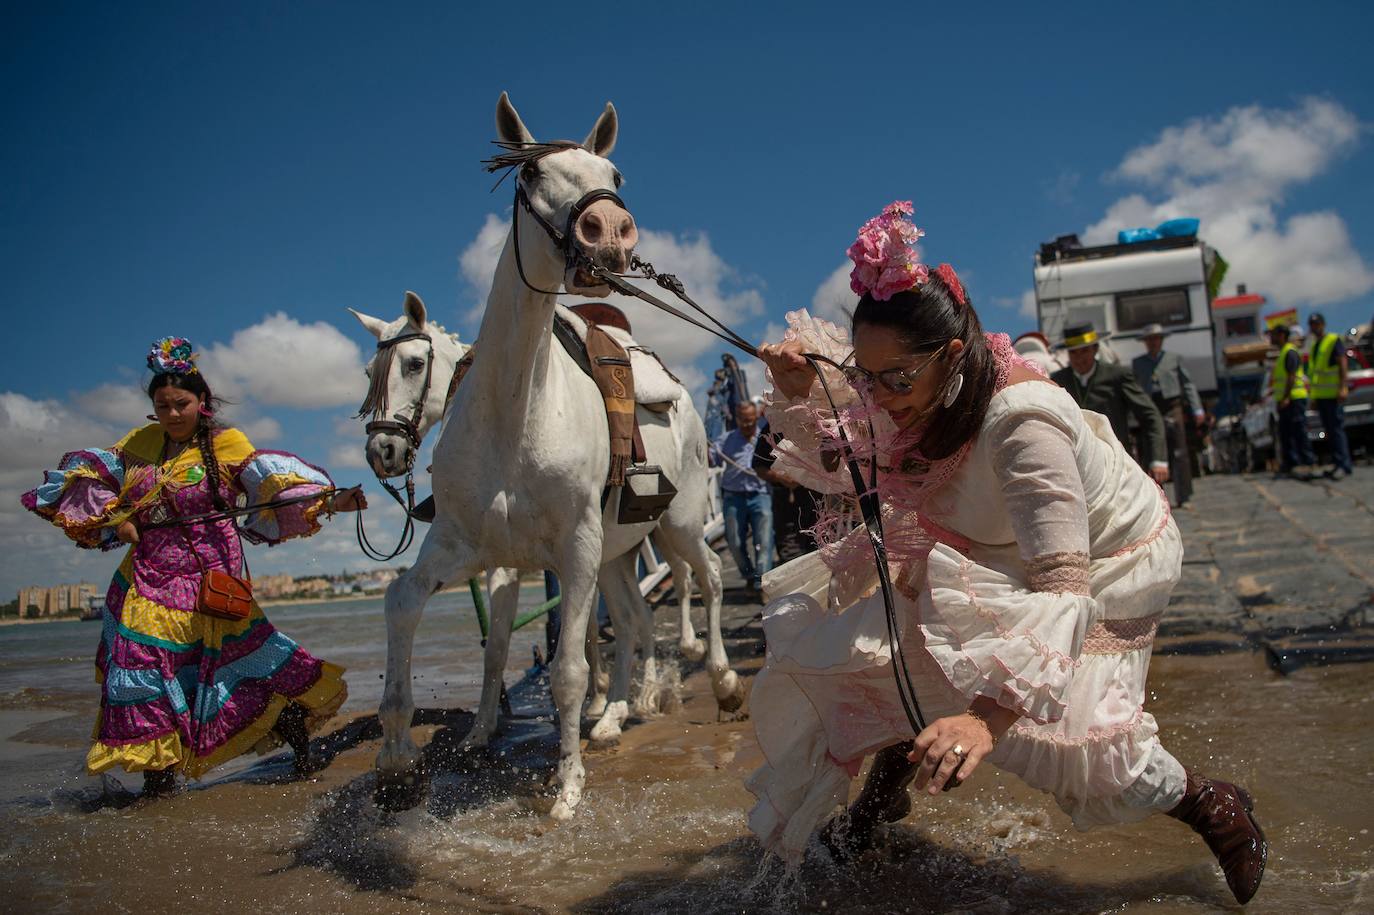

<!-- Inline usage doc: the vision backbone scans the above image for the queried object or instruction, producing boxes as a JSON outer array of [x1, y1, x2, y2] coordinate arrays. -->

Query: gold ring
[[950, 744, 966, 759]]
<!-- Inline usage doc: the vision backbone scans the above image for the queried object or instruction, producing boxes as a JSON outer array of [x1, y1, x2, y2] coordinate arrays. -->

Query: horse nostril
[[381, 442, 396, 464], [580, 210, 605, 243], [618, 212, 638, 247]]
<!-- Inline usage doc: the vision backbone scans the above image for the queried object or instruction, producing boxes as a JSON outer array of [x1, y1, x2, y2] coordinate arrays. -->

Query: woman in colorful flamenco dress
[[21, 337, 366, 797], [749, 203, 1268, 904]]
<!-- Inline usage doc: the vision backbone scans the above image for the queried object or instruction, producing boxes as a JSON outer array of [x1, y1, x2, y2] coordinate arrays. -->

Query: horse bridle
[[362, 330, 435, 449], [355, 329, 458, 561], [511, 182, 629, 296]]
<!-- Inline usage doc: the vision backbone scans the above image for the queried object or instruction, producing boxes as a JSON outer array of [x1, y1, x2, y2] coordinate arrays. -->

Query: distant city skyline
[[3, 2, 1372, 595]]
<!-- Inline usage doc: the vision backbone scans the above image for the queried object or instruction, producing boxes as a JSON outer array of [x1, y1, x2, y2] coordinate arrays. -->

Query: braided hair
[[147, 371, 229, 510]]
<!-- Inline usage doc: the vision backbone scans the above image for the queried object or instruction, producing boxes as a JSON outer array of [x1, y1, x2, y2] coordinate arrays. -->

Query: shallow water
[[3, 595, 1372, 913], [0, 588, 548, 810]]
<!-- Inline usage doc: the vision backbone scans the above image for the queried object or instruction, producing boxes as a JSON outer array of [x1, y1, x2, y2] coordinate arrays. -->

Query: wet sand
[[6, 470, 1374, 913], [6, 634, 1374, 913]]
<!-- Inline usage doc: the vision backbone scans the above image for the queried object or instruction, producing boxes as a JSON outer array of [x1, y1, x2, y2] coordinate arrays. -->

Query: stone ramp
[[1163, 466, 1374, 670]]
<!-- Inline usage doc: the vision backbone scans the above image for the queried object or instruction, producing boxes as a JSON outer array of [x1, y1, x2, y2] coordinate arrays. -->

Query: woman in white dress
[[750, 202, 1266, 904]]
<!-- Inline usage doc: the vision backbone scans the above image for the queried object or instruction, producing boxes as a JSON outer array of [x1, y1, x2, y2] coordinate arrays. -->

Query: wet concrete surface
[[1161, 462, 1374, 669]]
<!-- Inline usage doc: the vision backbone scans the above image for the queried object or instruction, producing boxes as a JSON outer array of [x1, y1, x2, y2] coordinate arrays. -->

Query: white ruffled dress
[[747, 365, 1188, 864]]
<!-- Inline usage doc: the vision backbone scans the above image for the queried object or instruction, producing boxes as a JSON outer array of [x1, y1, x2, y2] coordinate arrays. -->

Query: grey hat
[[1140, 323, 1167, 338]]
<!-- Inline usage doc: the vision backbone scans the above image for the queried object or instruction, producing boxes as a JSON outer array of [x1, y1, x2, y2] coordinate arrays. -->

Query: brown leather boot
[[819, 741, 917, 860], [1168, 770, 1267, 904], [273, 702, 321, 775]]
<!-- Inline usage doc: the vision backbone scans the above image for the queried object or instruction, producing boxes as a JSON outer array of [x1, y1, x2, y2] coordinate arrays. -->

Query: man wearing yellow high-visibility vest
[[1307, 312, 1354, 480], [1269, 323, 1317, 477]]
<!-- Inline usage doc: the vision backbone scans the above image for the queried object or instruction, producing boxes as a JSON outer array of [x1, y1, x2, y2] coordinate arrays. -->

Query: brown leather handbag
[[175, 510, 254, 622], [198, 567, 254, 621]]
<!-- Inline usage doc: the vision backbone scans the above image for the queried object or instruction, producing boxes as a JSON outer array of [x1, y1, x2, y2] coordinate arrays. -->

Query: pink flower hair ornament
[[847, 201, 928, 301], [932, 262, 967, 306], [846, 201, 970, 308], [147, 336, 199, 376]]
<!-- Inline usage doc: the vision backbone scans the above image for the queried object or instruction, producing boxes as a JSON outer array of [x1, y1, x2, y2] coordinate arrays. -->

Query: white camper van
[[1034, 233, 1225, 395]]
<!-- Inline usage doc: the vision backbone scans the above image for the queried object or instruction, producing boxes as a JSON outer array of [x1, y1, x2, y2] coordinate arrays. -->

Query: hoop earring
[[198, 404, 213, 417], [146, 414, 157, 421], [942, 373, 964, 408]]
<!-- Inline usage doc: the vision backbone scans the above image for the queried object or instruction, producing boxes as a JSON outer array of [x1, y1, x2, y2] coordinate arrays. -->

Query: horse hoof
[[549, 798, 578, 822], [374, 765, 429, 811], [587, 736, 621, 752], [715, 675, 746, 714], [680, 639, 707, 663]]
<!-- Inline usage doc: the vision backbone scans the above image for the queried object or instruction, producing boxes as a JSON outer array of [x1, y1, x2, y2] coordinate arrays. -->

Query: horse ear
[[496, 91, 535, 145], [348, 308, 387, 339], [403, 291, 427, 329], [582, 102, 617, 157]]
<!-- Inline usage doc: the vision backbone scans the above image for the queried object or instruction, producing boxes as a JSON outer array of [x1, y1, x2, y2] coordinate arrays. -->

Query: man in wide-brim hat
[[1052, 322, 1169, 482], [1132, 323, 1203, 504]]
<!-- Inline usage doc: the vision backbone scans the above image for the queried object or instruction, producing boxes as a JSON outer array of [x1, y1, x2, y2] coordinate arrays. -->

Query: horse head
[[351, 291, 465, 478], [495, 92, 638, 295]]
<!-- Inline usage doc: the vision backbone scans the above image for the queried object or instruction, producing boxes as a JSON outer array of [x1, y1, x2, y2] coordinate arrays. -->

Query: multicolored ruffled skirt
[[89, 556, 347, 777]]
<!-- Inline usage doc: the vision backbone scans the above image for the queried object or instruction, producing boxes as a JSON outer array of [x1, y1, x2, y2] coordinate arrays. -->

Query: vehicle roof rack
[[1037, 233, 1198, 267]]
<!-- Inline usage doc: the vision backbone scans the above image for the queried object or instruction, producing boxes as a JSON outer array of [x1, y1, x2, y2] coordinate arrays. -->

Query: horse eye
[[521, 163, 538, 182], [612, 170, 623, 189], [406, 358, 425, 373]]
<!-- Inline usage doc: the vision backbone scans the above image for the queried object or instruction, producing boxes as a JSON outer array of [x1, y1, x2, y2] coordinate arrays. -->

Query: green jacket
[[1051, 359, 1168, 465]]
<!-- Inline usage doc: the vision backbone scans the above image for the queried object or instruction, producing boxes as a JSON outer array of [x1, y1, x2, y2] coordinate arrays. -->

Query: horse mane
[[481, 139, 583, 189]]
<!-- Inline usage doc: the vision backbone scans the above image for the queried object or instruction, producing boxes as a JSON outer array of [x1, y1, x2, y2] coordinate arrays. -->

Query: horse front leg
[[461, 566, 522, 751], [547, 527, 602, 821], [375, 523, 478, 810]]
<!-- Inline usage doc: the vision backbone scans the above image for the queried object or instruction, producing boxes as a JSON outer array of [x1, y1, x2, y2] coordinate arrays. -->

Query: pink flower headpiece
[[846, 201, 969, 307], [147, 336, 198, 375]]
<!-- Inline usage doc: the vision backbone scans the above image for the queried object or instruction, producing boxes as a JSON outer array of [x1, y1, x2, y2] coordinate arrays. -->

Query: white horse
[[369, 94, 740, 820], [350, 294, 722, 745]]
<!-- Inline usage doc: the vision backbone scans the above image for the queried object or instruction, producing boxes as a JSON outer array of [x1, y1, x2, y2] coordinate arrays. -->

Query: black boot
[[141, 767, 179, 798], [819, 741, 917, 861], [1167, 770, 1267, 904], [273, 702, 320, 775]]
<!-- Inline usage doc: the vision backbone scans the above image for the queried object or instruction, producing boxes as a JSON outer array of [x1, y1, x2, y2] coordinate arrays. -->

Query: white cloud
[[199, 312, 368, 409], [73, 382, 150, 427], [810, 262, 857, 324], [235, 415, 282, 444], [459, 213, 512, 325], [0, 393, 121, 504], [1084, 98, 1373, 306], [1018, 289, 1037, 319], [329, 443, 370, 469]]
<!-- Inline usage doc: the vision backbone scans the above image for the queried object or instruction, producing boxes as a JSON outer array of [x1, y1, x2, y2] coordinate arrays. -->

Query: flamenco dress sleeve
[[761, 308, 861, 496], [224, 430, 335, 544], [918, 389, 1098, 725], [20, 446, 127, 549]]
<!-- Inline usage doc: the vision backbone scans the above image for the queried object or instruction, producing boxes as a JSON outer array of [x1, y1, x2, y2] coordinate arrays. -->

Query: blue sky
[[3, 1, 1373, 594]]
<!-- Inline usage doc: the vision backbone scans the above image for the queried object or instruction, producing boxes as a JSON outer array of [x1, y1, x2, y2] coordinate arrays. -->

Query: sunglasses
[[832, 344, 949, 396]]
